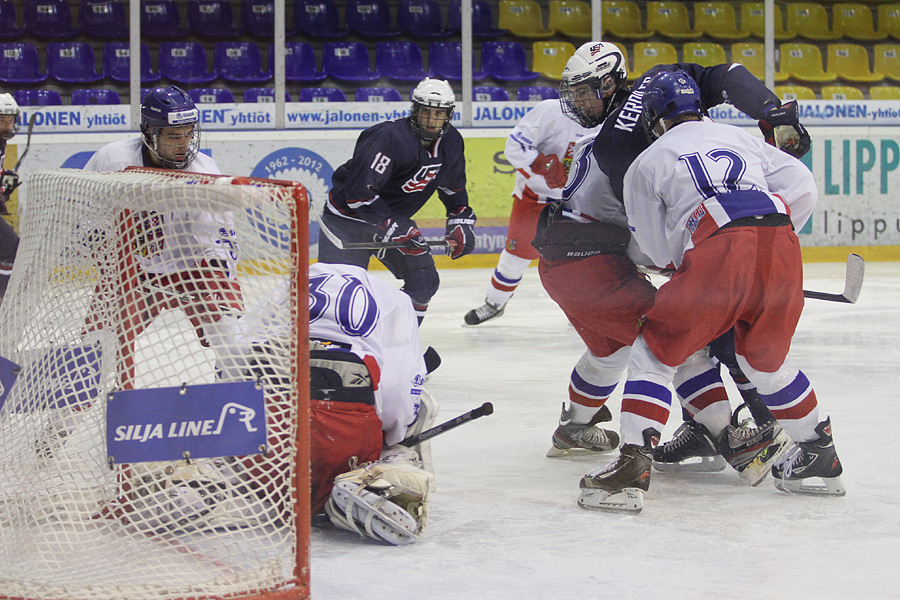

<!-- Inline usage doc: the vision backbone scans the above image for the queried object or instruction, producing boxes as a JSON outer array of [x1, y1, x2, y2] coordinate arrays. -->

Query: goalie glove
[[530, 152, 567, 189], [324, 459, 434, 545], [376, 218, 429, 256], [758, 101, 811, 159], [444, 206, 476, 260]]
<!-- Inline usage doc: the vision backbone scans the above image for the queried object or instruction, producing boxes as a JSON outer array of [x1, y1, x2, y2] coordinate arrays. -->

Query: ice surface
[[311, 262, 900, 600]]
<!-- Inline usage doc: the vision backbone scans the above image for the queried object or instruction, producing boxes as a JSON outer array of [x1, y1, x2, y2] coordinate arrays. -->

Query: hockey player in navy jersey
[[577, 70, 843, 513], [0, 93, 22, 306], [318, 78, 477, 324]]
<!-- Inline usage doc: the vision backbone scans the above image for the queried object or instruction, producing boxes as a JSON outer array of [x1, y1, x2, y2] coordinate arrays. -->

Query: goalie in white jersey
[[578, 70, 844, 513]]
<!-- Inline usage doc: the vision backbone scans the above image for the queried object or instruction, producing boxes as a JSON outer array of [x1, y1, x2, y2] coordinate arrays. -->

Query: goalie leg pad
[[324, 461, 434, 545]]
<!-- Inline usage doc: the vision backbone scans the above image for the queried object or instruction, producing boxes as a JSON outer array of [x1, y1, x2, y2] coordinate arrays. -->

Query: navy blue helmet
[[641, 70, 703, 142], [140, 85, 200, 169]]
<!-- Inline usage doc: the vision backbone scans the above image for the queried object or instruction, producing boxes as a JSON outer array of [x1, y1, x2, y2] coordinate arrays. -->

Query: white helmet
[[0, 93, 20, 140], [410, 78, 455, 142], [559, 42, 628, 128]]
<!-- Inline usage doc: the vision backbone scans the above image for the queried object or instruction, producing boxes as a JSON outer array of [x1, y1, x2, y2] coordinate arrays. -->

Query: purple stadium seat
[[103, 42, 161, 84], [322, 41, 381, 82], [188, 87, 236, 104], [473, 86, 510, 101], [24, 0, 78, 39], [141, 0, 188, 39], [346, 0, 401, 39], [356, 86, 403, 101], [482, 41, 540, 82], [188, 0, 242, 37], [244, 87, 291, 102], [294, 0, 349, 40], [428, 41, 486, 81], [449, 0, 506, 38], [274, 42, 326, 82], [214, 41, 271, 84], [48, 41, 104, 84], [0, 42, 47, 84], [377, 41, 430, 82], [299, 87, 347, 102], [242, 0, 296, 38], [399, 0, 453, 39], [72, 88, 122, 104], [0, 1, 25, 39], [516, 85, 559, 101], [159, 42, 217, 85], [80, 0, 128, 39], [14, 88, 62, 105]]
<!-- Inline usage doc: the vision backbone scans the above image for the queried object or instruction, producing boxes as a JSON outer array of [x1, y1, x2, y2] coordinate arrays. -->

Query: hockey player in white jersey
[[464, 99, 593, 325], [232, 262, 437, 544], [578, 70, 844, 513]]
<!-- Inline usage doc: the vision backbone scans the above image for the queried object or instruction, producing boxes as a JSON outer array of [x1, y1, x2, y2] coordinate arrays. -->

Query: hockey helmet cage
[[641, 70, 703, 142], [559, 42, 628, 128], [0, 93, 19, 140], [140, 85, 201, 170], [410, 78, 455, 142]]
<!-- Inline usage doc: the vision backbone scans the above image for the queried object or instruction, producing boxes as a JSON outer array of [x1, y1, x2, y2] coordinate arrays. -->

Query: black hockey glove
[[444, 206, 476, 260], [377, 218, 429, 256], [0, 170, 20, 197], [758, 101, 811, 159]]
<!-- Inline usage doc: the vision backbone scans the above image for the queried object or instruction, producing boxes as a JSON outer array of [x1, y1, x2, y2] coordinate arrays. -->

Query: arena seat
[[548, 0, 591, 39], [377, 41, 430, 82], [277, 41, 326, 82], [243, 87, 291, 102], [14, 89, 61, 105], [473, 86, 510, 101], [646, 1, 703, 39], [682, 41, 726, 68], [449, 0, 506, 38], [497, 0, 554, 39], [785, 3, 841, 41], [532, 40, 575, 81], [693, 2, 748, 40], [242, 0, 296, 38], [158, 41, 217, 85], [869, 85, 900, 99], [80, 0, 128, 39], [876, 4, 900, 40], [826, 42, 884, 83], [24, 0, 78, 39], [428, 41, 486, 81], [731, 42, 789, 82], [631, 41, 678, 80], [833, 3, 885, 41], [821, 85, 864, 100], [399, 0, 452, 39], [0, 1, 24, 39], [294, 0, 349, 39], [356, 87, 404, 101], [346, 0, 401, 39], [516, 86, 559, 101], [141, 0, 188, 39], [0, 42, 47, 84], [482, 41, 539, 82], [47, 41, 104, 84], [322, 41, 380, 82], [187, 0, 242, 38], [215, 41, 271, 84], [188, 88, 235, 104], [778, 42, 837, 83], [874, 44, 900, 82], [740, 3, 795, 40], [299, 87, 347, 102], [601, 1, 653, 40], [103, 42, 161, 84], [773, 85, 816, 101], [71, 88, 121, 104]]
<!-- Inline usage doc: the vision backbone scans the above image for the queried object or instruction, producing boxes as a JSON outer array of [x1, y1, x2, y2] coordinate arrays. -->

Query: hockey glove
[[377, 218, 429, 256], [444, 206, 476, 260], [0, 170, 20, 196], [530, 153, 568, 189], [758, 101, 811, 159]]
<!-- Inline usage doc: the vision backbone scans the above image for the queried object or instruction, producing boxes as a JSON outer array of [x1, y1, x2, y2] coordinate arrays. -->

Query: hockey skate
[[771, 417, 845, 496], [547, 403, 620, 458], [652, 420, 727, 473], [464, 301, 505, 325], [719, 417, 791, 487], [577, 428, 658, 514]]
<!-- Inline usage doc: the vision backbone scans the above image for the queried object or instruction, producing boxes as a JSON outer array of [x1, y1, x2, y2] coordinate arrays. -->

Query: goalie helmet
[[641, 70, 703, 142], [140, 85, 200, 170], [0, 93, 20, 140], [559, 42, 628, 128], [410, 77, 455, 143]]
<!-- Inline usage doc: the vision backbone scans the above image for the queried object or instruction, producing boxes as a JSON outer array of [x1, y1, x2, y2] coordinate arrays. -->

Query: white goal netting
[[0, 168, 310, 600]]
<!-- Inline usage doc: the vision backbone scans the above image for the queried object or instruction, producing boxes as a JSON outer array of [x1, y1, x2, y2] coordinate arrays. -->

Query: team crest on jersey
[[687, 204, 707, 233], [402, 165, 442, 193]]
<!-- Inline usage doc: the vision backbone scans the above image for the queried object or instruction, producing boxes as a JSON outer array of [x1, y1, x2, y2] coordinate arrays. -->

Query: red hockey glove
[[530, 153, 568, 189], [758, 101, 811, 159], [377, 218, 429, 256], [444, 206, 477, 260]]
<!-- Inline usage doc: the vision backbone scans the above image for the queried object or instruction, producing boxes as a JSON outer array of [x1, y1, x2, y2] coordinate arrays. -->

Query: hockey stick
[[316, 213, 455, 251], [13, 112, 38, 172], [802, 253, 865, 304], [143, 281, 242, 317], [400, 402, 494, 447]]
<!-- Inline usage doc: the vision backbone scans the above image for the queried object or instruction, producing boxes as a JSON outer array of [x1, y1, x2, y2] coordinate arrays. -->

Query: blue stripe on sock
[[492, 270, 522, 286], [571, 368, 617, 398], [759, 372, 811, 407], [624, 380, 672, 405], [675, 368, 721, 400]]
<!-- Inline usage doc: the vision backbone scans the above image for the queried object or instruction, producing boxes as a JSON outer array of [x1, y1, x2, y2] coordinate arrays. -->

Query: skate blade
[[577, 488, 644, 514], [547, 445, 617, 459], [773, 475, 847, 497], [739, 434, 793, 487], [652, 455, 727, 473]]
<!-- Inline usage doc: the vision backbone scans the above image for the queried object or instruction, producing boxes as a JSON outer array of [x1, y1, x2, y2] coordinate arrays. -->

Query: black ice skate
[[719, 416, 791, 486], [464, 301, 505, 325], [577, 428, 658, 514], [652, 420, 727, 473], [547, 403, 620, 457], [771, 417, 845, 496]]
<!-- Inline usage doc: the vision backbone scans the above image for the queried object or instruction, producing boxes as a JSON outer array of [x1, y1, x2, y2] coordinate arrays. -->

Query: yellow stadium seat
[[646, 1, 703, 39], [683, 42, 726, 67], [601, 1, 654, 40], [548, 0, 591, 39], [827, 43, 884, 83], [740, 3, 796, 40], [869, 85, 900, 99], [877, 4, 900, 40], [731, 42, 790, 82], [774, 85, 817, 101], [631, 41, 679, 80], [778, 42, 838, 82], [693, 2, 749, 40], [821, 85, 865, 100], [874, 43, 900, 82], [532, 40, 576, 80], [498, 0, 555, 39], [785, 3, 841, 41], [832, 3, 886, 41]]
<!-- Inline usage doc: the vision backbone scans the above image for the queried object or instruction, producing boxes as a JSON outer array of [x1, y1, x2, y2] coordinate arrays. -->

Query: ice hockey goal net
[[0, 168, 310, 600]]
